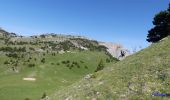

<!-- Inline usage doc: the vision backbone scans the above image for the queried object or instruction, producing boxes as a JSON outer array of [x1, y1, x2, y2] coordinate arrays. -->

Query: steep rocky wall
[[99, 42, 131, 60]]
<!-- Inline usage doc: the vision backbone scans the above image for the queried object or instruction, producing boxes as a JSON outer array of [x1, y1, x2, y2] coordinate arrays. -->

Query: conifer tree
[[147, 3, 170, 42]]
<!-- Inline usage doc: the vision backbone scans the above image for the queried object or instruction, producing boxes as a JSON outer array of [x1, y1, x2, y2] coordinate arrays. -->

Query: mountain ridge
[[0, 28, 130, 59]]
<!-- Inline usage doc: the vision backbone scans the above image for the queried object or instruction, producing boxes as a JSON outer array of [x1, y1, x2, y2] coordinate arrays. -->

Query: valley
[[0, 29, 118, 100]]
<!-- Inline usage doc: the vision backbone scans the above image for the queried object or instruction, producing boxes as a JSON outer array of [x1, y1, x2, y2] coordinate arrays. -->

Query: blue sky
[[0, 0, 169, 50]]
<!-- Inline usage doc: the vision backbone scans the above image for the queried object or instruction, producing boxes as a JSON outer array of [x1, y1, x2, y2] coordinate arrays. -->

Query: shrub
[[40, 35, 46, 38], [106, 58, 110, 63], [41, 92, 47, 99], [66, 60, 70, 64], [95, 59, 105, 72], [52, 53, 56, 56], [84, 65, 88, 69], [4, 60, 10, 65], [29, 47, 35, 51], [25, 98, 30, 100], [56, 63, 60, 65], [69, 64, 74, 69], [61, 61, 66, 64], [6, 53, 19, 58], [41, 58, 45, 63], [28, 64, 35, 68], [77, 64, 80, 68]]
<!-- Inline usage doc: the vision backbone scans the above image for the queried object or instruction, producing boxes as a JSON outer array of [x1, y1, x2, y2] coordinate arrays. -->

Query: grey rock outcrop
[[99, 42, 130, 60]]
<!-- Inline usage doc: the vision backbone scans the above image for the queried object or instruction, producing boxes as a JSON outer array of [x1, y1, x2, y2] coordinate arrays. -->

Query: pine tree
[[147, 3, 170, 43], [168, 3, 170, 33], [168, 3, 170, 12]]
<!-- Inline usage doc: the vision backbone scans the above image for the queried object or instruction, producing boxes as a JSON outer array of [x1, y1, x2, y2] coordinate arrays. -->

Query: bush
[[61, 61, 66, 64], [77, 64, 80, 68], [66, 60, 70, 64], [61, 60, 70, 64], [41, 92, 47, 99], [29, 47, 35, 51], [41, 58, 45, 63], [95, 59, 105, 72], [106, 58, 110, 63], [40, 35, 46, 38], [25, 98, 30, 100], [84, 65, 88, 69], [69, 64, 74, 69], [52, 53, 56, 56], [72, 61, 78, 65], [56, 63, 60, 65], [6, 53, 19, 58], [0, 47, 26, 52], [4, 60, 10, 65], [28, 64, 35, 68]]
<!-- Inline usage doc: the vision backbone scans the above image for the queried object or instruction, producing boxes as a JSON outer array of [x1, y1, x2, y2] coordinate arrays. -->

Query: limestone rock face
[[99, 42, 131, 60]]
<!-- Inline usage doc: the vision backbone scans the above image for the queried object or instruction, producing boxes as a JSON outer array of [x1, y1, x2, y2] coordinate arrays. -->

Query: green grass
[[0, 50, 116, 100], [51, 36, 170, 100], [0, 32, 118, 100]]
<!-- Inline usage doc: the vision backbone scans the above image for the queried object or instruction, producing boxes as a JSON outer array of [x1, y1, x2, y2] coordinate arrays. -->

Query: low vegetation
[[0, 29, 118, 100], [51, 36, 170, 100]]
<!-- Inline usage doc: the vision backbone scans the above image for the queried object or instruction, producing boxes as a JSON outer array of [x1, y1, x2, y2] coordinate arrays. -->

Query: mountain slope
[[51, 36, 170, 100], [0, 29, 119, 100]]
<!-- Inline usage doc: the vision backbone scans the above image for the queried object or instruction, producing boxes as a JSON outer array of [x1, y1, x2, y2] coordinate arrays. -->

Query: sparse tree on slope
[[147, 3, 170, 43]]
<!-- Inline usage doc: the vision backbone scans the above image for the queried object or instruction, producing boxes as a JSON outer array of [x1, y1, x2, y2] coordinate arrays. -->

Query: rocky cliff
[[99, 42, 130, 60]]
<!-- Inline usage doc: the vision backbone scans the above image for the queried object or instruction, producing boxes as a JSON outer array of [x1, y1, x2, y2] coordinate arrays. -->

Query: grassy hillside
[[0, 51, 115, 100], [51, 36, 170, 100], [0, 30, 118, 100]]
